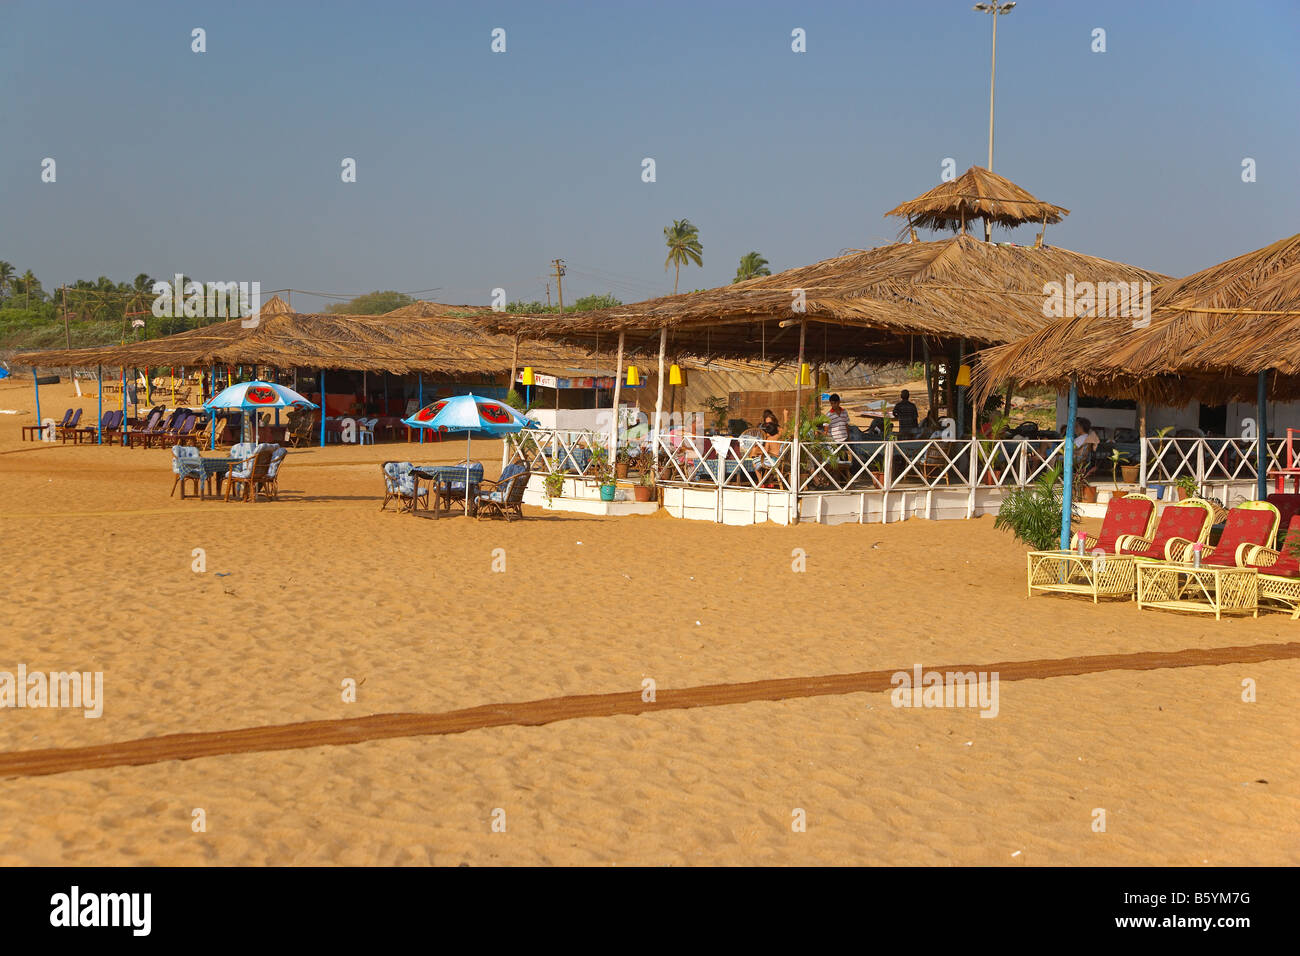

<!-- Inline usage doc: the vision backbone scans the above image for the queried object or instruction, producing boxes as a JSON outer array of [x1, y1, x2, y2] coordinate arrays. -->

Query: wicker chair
[[225, 445, 274, 502], [474, 463, 530, 521], [1240, 515, 1300, 616], [1115, 497, 1215, 561], [1165, 500, 1280, 566], [1081, 493, 1157, 553], [380, 461, 428, 512], [171, 445, 203, 498]]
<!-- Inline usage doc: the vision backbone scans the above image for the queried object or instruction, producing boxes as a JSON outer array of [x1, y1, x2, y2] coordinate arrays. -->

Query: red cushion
[[1204, 508, 1277, 567], [1095, 497, 1154, 553], [1266, 494, 1300, 531], [1127, 504, 1208, 558], [1249, 516, 1300, 577]]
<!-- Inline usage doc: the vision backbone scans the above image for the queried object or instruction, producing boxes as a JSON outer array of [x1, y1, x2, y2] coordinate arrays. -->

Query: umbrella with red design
[[204, 380, 317, 443], [402, 394, 536, 514]]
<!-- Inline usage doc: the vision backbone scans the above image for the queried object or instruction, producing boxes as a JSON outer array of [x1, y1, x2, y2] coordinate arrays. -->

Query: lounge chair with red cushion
[[1265, 493, 1300, 533], [1240, 515, 1300, 615], [1166, 500, 1280, 566], [1081, 493, 1157, 553], [1116, 497, 1215, 561]]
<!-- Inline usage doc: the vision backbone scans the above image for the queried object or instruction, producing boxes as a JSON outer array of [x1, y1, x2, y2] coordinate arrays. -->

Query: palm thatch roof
[[974, 232, 1300, 404], [18, 302, 600, 377], [884, 166, 1069, 235], [490, 235, 1164, 363]]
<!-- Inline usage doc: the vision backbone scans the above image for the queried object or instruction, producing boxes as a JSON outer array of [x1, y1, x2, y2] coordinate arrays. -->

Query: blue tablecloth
[[413, 464, 484, 491]]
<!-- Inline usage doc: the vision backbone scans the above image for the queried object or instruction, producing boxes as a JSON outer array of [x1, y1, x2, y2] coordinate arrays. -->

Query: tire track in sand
[[2, 641, 1297, 779]]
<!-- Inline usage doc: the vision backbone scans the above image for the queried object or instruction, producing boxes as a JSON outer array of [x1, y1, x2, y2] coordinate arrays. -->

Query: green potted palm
[[589, 442, 616, 501], [995, 463, 1077, 550], [614, 448, 632, 479]]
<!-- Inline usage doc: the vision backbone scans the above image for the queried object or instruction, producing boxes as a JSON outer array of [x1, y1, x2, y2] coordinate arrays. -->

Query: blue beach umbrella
[[402, 393, 536, 514], [204, 380, 317, 443]]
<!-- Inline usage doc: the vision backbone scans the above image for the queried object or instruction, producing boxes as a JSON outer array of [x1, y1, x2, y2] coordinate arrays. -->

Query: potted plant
[[995, 463, 1077, 551], [588, 442, 617, 501], [634, 464, 655, 502], [543, 470, 566, 502], [979, 412, 1013, 485], [614, 448, 631, 479], [1107, 448, 1129, 489], [1174, 475, 1199, 501]]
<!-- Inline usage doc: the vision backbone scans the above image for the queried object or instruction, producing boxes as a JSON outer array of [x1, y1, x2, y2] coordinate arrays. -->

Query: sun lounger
[[24, 408, 72, 441], [1115, 497, 1215, 560], [1081, 492, 1156, 552], [1240, 515, 1300, 616], [474, 463, 529, 520], [125, 409, 165, 448], [55, 408, 83, 443], [1166, 500, 1280, 566]]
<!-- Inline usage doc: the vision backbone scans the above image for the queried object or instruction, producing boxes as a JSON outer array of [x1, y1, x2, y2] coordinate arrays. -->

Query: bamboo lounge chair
[[1240, 515, 1300, 616], [1115, 497, 1216, 561], [474, 463, 529, 521], [1080, 492, 1157, 553], [1166, 500, 1281, 566]]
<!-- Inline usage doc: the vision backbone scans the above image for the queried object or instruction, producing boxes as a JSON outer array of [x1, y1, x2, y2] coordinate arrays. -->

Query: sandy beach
[[1, 378, 1297, 866]]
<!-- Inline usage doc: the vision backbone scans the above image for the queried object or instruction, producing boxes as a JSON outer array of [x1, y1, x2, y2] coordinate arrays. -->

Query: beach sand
[[1, 378, 1297, 865]]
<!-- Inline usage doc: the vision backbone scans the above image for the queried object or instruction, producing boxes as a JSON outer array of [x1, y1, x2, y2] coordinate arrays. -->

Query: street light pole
[[974, 2, 1015, 241]]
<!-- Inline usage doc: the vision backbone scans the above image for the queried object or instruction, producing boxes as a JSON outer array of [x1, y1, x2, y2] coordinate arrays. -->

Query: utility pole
[[974, 1, 1015, 242], [551, 258, 566, 314], [545, 283, 551, 309]]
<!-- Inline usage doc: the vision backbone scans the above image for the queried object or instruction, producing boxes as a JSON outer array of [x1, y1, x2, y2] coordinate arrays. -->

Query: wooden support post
[[1137, 401, 1148, 489], [610, 331, 624, 457], [651, 327, 667, 459]]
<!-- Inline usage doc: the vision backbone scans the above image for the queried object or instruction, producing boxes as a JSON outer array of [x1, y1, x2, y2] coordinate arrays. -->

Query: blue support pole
[[120, 367, 126, 445], [418, 373, 424, 444], [210, 363, 216, 450], [97, 365, 103, 444], [31, 367, 41, 438], [1060, 377, 1079, 550], [319, 370, 326, 447], [1257, 369, 1269, 501]]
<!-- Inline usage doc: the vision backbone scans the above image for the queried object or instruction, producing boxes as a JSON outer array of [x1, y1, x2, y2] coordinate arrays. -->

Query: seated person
[[893, 389, 920, 432], [1074, 417, 1100, 468]]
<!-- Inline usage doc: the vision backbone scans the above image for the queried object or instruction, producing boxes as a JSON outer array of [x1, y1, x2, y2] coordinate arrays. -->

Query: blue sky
[[3, 0, 1298, 311]]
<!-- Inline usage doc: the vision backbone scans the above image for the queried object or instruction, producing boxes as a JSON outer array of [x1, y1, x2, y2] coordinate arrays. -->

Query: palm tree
[[733, 251, 771, 283], [20, 269, 38, 308], [663, 219, 703, 294], [0, 261, 13, 301]]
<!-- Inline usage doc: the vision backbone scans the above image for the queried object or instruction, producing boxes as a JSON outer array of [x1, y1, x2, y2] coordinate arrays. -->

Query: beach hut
[[975, 232, 1300, 540]]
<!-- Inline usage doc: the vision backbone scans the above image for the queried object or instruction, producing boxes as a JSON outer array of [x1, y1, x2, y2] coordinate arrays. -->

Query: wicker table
[[1136, 562, 1259, 620], [1026, 550, 1139, 603]]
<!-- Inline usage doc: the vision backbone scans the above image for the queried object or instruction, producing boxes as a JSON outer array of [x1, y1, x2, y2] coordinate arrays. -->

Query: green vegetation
[[733, 251, 771, 283], [323, 290, 414, 315], [663, 219, 703, 294], [995, 463, 1075, 550], [505, 293, 622, 314]]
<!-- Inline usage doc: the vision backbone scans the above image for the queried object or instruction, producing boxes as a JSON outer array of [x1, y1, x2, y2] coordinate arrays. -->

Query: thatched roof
[[490, 235, 1164, 363], [884, 166, 1069, 234], [18, 302, 600, 377], [974, 232, 1300, 403]]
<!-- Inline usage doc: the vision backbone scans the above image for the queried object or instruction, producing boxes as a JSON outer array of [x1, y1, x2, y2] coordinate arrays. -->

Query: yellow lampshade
[[625, 365, 641, 387], [669, 364, 684, 386], [521, 366, 535, 386], [955, 364, 972, 388], [798, 363, 811, 386], [817, 370, 831, 390]]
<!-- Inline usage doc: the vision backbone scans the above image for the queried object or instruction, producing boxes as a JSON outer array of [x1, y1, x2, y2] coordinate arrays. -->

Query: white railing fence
[[1139, 436, 1286, 487]]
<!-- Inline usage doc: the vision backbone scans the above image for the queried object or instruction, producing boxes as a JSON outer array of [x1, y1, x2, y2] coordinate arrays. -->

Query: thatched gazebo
[[884, 166, 1069, 241], [493, 233, 1165, 452]]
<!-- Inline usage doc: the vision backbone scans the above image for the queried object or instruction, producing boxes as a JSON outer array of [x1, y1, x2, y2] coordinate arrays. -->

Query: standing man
[[893, 389, 920, 433], [825, 394, 849, 443]]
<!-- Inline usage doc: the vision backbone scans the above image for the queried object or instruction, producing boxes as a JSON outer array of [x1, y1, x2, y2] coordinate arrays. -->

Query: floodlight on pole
[[973, 1, 1015, 241]]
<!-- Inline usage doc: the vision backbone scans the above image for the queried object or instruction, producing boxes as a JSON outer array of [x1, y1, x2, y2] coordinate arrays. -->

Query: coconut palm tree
[[733, 251, 771, 283], [20, 269, 39, 308], [663, 219, 703, 294], [0, 261, 14, 301]]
